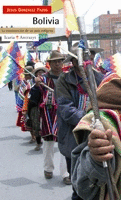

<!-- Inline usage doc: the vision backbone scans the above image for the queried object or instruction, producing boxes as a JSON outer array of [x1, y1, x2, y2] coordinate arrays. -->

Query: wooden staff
[[24, 68, 54, 92], [70, 0, 115, 199]]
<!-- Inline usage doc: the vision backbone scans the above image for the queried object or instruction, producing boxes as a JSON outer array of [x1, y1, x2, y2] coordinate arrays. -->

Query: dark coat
[[56, 67, 104, 158]]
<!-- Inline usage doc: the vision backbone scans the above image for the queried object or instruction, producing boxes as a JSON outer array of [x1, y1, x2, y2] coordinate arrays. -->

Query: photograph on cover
[[0, 0, 121, 200]]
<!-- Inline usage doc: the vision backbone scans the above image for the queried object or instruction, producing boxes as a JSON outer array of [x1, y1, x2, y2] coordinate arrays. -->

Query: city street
[[0, 86, 72, 200]]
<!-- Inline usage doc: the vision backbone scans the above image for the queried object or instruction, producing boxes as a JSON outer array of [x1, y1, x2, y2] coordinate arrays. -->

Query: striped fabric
[[73, 109, 121, 199], [6, 41, 24, 68], [87, 72, 121, 140], [102, 52, 121, 77], [16, 79, 33, 112], [39, 74, 58, 141], [77, 83, 89, 111], [0, 50, 24, 88], [23, 50, 34, 65], [16, 79, 34, 132]]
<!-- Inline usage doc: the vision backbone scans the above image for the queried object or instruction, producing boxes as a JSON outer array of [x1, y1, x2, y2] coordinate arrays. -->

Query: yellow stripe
[[50, 0, 63, 13]]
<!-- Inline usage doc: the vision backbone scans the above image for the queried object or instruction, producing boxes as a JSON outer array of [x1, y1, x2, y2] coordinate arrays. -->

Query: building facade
[[93, 10, 121, 59]]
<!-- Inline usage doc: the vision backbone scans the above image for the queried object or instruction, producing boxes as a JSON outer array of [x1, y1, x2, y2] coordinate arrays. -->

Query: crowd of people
[[9, 42, 121, 200]]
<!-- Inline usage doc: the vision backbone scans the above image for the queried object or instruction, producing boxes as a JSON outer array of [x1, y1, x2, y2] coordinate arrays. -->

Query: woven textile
[[16, 79, 33, 112], [73, 110, 121, 200], [39, 74, 58, 141]]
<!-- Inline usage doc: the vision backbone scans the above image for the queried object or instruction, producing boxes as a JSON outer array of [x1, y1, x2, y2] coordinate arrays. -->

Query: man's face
[[90, 51, 96, 63], [36, 70, 45, 77], [49, 59, 63, 73]]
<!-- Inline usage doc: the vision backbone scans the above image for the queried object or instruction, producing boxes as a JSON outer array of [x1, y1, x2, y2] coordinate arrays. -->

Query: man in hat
[[35, 50, 70, 183], [55, 42, 104, 199], [64, 42, 104, 70]]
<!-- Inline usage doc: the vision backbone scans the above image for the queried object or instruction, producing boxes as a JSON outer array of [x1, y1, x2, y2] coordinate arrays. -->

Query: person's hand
[[88, 129, 115, 162], [35, 76, 43, 86]]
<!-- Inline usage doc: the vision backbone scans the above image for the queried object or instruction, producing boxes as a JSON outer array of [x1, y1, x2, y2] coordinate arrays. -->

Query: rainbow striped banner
[[23, 50, 34, 65], [6, 41, 24, 68], [0, 41, 24, 88], [102, 53, 121, 77]]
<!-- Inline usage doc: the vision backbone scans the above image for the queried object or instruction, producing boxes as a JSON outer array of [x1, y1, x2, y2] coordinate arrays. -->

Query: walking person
[[8, 80, 13, 91], [55, 42, 104, 199], [27, 62, 48, 151], [16, 66, 35, 142], [35, 50, 70, 184]]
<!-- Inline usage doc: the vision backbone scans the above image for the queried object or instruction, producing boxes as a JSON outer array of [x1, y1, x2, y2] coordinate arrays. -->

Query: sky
[[81, 0, 121, 32], [0, 0, 121, 61]]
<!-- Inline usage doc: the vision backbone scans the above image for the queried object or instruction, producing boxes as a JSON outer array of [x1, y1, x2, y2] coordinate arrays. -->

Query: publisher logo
[[1, 34, 39, 41]]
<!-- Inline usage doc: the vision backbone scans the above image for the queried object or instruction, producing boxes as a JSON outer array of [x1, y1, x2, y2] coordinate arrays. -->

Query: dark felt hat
[[63, 42, 104, 63]]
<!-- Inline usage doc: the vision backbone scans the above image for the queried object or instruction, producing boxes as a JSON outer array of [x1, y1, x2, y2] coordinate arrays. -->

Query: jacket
[[56, 67, 104, 158]]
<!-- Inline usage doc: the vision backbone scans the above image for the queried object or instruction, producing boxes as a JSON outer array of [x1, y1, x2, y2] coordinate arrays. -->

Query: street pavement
[[0, 86, 72, 200]]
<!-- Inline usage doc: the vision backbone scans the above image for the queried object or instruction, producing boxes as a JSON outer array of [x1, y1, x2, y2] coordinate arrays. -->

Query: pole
[[78, 16, 115, 200], [24, 68, 54, 92], [35, 47, 39, 62], [67, 33, 72, 51], [69, 0, 115, 199]]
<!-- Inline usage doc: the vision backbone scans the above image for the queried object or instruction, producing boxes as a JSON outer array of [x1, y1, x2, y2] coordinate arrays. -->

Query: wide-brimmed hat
[[24, 66, 33, 75], [63, 42, 104, 63], [26, 61, 35, 69], [89, 47, 104, 54], [47, 50, 65, 62], [33, 62, 48, 75]]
